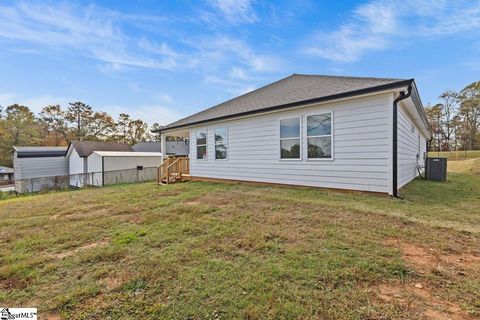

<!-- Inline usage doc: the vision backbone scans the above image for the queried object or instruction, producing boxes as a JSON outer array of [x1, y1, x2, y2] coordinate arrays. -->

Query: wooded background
[[425, 81, 480, 153], [0, 102, 161, 166]]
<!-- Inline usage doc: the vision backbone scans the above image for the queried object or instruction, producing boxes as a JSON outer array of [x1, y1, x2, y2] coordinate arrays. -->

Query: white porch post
[[160, 132, 166, 163]]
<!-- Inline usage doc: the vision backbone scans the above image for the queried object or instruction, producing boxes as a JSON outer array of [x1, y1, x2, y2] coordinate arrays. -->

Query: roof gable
[[156, 74, 410, 131]]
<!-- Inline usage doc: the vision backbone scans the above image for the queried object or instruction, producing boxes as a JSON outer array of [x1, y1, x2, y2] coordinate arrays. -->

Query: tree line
[[0, 102, 161, 167], [425, 81, 480, 152]]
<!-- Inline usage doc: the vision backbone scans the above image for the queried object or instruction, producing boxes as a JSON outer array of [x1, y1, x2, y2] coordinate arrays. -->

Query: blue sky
[[0, 0, 479, 125]]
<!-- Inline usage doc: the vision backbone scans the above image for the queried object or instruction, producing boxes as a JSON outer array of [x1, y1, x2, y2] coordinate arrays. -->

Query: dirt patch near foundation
[[375, 282, 472, 319], [384, 238, 480, 275], [378, 238, 479, 319]]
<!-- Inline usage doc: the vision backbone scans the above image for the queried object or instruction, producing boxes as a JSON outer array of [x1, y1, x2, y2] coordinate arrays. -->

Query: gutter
[[409, 82, 432, 137], [392, 85, 413, 198], [153, 79, 414, 133]]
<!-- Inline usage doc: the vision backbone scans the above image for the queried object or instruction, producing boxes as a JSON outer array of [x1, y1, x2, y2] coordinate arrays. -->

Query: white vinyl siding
[[397, 102, 427, 188], [68, 148, 86, 187], [188, 93, 393, 193]]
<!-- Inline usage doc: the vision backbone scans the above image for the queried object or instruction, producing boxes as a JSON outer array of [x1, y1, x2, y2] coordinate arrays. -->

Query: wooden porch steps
[[157, 157, 190, 185]]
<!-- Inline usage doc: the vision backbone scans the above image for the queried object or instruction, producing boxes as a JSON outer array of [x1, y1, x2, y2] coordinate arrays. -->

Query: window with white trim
[[307, 113, 332, 159], [196, 130, 207, 160], [215, 127, 228, 160], [280, 117, 301, 159]]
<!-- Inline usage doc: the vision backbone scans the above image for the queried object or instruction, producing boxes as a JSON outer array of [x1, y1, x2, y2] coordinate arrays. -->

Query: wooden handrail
[[157, 157, 190, 184], [157, 157, 174, 184]]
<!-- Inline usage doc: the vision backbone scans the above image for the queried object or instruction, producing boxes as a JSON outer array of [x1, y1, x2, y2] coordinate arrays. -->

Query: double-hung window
[[196, 130, 207, 160], [306, 112, 332, 159], [280, 117, 301, 159], [215, 127, 228, 160]]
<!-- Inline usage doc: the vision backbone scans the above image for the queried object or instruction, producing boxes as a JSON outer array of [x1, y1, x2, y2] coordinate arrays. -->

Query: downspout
[[392, 84, 412, 197]]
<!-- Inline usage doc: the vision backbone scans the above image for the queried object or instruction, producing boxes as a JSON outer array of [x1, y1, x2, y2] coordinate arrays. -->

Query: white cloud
[[229, 67, 249, 80], [0, 1, 279, 83], [208, 0, 258, 24], [105, 105, 182, 126], [0, 92, 17, 106], [193, 35, 281, 72], [303, 0, 480, 63], [0, 92, 70, 114], [154, 93, 174, 104], [419, 3, 480, 36], [0, 2, 186, 71], [303, 1, 397, 62]]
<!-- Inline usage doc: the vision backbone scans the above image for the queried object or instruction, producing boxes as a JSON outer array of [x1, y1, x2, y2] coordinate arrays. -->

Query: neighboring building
[[65, 141, 133, 187], [0, 166, 14, 181], [13, 146, 69, 193], [153, 74, 432, 196], [12, 141, 163, 192], [87, 151, 163, 186], [133, 141, 189, 156]]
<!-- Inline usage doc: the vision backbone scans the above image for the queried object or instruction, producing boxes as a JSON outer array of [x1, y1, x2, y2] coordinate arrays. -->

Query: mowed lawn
[[1, 161, 479, 319]]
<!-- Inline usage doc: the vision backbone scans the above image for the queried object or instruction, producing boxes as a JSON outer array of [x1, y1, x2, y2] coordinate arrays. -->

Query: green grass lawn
[[0, 160, 479, 319], [429, 149, 480, 159]]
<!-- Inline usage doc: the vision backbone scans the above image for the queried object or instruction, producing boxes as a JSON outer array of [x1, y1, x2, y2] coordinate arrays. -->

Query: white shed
[[86, 151, 163, 186], [154, 74, 432, 196], [13, 146, 68, 193], [65, 141, 133, 187]]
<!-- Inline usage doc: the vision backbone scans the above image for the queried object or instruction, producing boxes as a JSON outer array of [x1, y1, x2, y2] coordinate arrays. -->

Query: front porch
[[157, 129, 191, 185]]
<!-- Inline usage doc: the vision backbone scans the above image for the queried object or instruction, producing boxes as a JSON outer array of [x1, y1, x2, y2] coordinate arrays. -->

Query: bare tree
[[438, 91, 459, 151]]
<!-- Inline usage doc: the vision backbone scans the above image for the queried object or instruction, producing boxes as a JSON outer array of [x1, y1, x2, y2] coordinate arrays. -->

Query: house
[[153, 74, 432, 196], [0, 166, 14, 181], [133, 141, 189, 156], [65, 141, 133, 187], [87, 151, 163, 186], [13, 146, 69, 193]]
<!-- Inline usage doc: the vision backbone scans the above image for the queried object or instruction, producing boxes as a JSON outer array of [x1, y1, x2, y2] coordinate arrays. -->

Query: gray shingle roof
[[157, 74, 411, 132], [69, 141, 133, 157]]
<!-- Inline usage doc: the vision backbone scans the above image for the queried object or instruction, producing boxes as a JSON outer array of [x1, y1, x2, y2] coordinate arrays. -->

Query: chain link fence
[[14, 166, 158, 193]]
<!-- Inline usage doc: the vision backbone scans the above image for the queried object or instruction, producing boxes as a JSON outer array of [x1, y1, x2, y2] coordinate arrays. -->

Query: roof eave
[[410, 81, 433, 136], [153, 79, 414, 133]]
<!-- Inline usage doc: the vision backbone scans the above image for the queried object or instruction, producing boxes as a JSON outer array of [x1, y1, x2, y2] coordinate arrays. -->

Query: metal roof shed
[[12, 146, 69, 193], [86, 151, 163, 186]]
